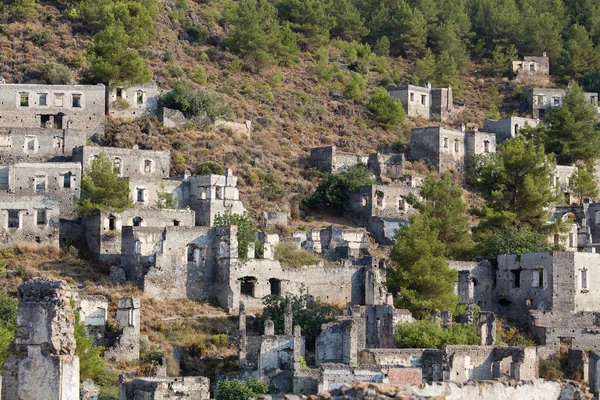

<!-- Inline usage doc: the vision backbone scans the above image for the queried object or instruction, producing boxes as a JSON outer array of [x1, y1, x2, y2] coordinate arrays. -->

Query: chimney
[[458, 123, 466, 132], [471, 125, 479, 132], [543, 52, 547, 57], [425, 82, 432, 90]]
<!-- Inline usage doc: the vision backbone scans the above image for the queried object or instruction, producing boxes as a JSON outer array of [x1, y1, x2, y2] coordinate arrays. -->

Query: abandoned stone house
[[86, 207, 196, 261], [310, 146, 407, 182], [73, 145, 171, 208], [1, 162, 82, 218], [0, 194, 60, 247], [511, 53, 550, 85], [467, 252, 600, 355], [0, 83, 105, 133], [120, 222, 382, 313], [386, 83, 455, 121], [347, 184, 419, 245], [410, 125, 496, 172], [1, 278, 80, 400], [528, 87, 599, 118], [108, 82, 159, 119], [119, 376, 210, 400], [482, 116, 540, 143]]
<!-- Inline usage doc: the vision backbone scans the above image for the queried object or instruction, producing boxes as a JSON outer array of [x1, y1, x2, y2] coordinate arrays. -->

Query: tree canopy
[[77, 152, 134, 217]]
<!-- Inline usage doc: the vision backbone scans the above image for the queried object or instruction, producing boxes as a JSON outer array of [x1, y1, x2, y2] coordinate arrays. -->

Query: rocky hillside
[[0, 0, 507, 221]]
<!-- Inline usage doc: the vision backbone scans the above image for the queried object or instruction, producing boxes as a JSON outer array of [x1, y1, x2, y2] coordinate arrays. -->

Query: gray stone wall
[[108, 82, 159, 119], [0, 194, 60, 247], [0, 128, 88, 163], [2, 278, 79, 400], [118, 376, 210, 400], [0, 84, 105, 133], [10, 162, 81, 218], [465, 130, 496, 167], [387, 84, 430, 119], [528, 88, 599, 119], [348, 184, 419, 225], [309, 146, 368, 173], [411, 127, 467, 172], [554, 165, 578, 204], [86, 208, 195, 261], [188, 171, 246, 226], [482, 116, 539, 143], [512, 55, 550, 84]]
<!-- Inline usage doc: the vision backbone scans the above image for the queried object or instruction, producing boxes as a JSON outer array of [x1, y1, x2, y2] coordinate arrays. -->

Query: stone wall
[[86, 208, 195, 261], [0, 83, 105, 133], [76, 294, 108, 339], [10, 162, 81, 218], [512, 54, 550, 85], [108, 82, 159, 119], [118, 376, 210, 400], [187, 171, 246, 226], [386, 84, 455, 121], [0, 194, 60, 247], [105, 297, 141, 363], [482, 116, 539, 143], [314, 380, 587, 400], [0, 128, 89, 163], [555, 165, 578, 204], [309, 146, 368, 173], [2, 278, 79, 400], [410, 127, 464, 172], [528, 88, 599, 119]]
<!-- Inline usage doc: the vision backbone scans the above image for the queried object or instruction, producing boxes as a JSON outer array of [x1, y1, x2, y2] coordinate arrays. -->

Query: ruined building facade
[[2, 278, 79, 400], [386, 83, 455, 121], [410, 125, 496, 172]]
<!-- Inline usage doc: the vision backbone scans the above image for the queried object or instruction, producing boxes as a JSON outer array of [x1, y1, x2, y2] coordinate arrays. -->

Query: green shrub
[[191, 65, 207, 86], [258, 172, 284, 200], [195, 161, 225, 176], [343, 72, 367, 101], [161, 82, 232, 125], [214, 212, 256, 262], [185, 26, 208, 42], [394, 319, 479, 348], [0, 292, 17, 366], [216, 378, 268, 400], [366, 86, 405, 128], [260, 293, 334, 343], [199, 52, 210, 62], [309, 164, 375, 209], [230, 56, 242, 73], [275, 242, 320, 267], [31, 30, 52, 47]]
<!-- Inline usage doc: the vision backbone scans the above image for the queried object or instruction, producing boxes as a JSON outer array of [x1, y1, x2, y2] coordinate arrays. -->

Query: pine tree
[[275, 0, 335, 51], [433, 52, 460, 89], [276, 22, 300, 66], [77, 153, 134, 216], [388, 216, 459, 319], [546, 81, 600, 167], [329, 0, 368, 42], [343, 72, 367, 101], [569, 166, 599, 204], [407, 48, 435, 85], [228, 0, 283, 71], [471, 136, 557, 236], [555, 24, 600, 83], [13, 0, 37, 19], [86, 25, 152, 86], [371, 0, 427, 57], [409, 175, 473, 258], [366, 87, 405, 128]]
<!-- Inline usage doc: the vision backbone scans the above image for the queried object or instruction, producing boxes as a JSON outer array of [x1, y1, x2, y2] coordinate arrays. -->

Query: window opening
[[19, 93, 29, 107], [39, 93, 47, 106], [72, 94, 82, 108], [36, 209, 47, 226], [8, 210, 19, 229]]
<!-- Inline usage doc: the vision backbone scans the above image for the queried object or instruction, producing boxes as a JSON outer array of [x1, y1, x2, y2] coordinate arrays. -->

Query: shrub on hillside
[[274, 242, 320, 267], [42, 63, 73, 84], [161, 82, 232, 125], [394, 319, 479, 349], [308, 164, 375, 209], [195, 161, 225, 176], [216, 378, 268, 400], [366, 87, 405, 128]]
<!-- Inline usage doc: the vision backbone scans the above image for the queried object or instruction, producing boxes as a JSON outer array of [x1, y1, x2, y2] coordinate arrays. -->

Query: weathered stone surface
[[119, 376, 210, 400], [2, 278, 79, 400], [314, 380, 588, 400]]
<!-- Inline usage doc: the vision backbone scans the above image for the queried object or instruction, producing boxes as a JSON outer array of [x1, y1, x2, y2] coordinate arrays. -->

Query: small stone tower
[[1, 278, 79, 400]]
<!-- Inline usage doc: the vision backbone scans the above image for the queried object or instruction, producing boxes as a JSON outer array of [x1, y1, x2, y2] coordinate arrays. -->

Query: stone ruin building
[[1, 278, 79, 400], [482, 116, 540, 143], [120, 222, 379, 313], [410, 124, 496, 173], [386, 83, 455, 121], [118, 376, 210, 400], [108, 82, 159, 119], [528, 87, 599, 119], [309, 145, 406, 181], [511, 53, 550, 85]]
